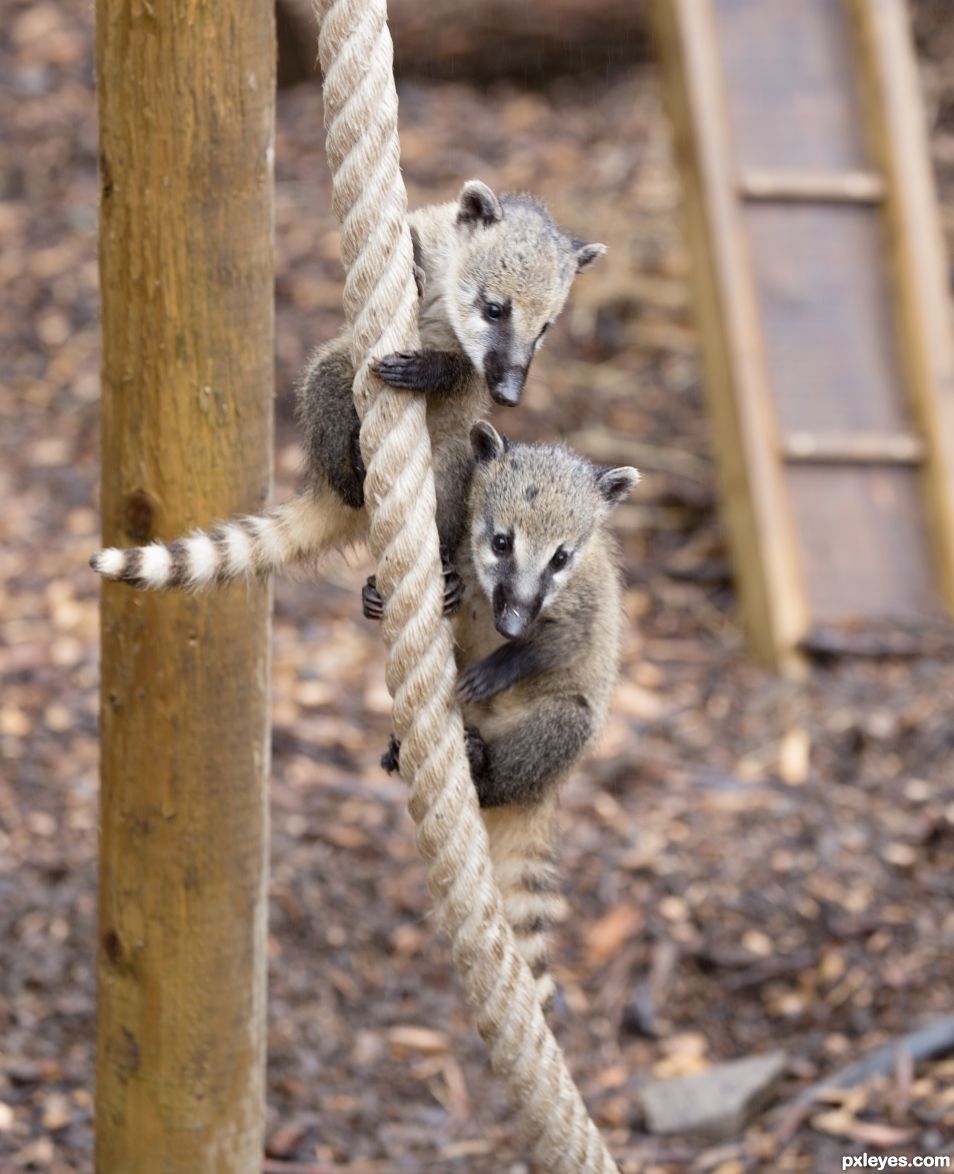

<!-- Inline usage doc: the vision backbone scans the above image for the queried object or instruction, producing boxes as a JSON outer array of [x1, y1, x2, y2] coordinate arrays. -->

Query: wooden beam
[[848, 0, 954, 612], [653, 0, 810, 671], [95, 0, 275, 1169], [781, 431, 925, 464], [739, 169, 885, 203]]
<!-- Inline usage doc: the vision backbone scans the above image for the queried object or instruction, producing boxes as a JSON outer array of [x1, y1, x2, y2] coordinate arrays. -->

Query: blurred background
[[2, 0, 954, 1169]]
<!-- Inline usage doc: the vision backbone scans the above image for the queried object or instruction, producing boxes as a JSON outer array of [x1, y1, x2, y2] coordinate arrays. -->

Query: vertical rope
[[313, 2, 619, 1167]]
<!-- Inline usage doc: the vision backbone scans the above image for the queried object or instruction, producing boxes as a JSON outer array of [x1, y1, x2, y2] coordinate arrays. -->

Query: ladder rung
[[739, 169, 887, 204], [782, 431, 925, 464]]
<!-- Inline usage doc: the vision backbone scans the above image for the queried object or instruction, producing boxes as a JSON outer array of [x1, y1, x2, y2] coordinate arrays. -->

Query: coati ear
[[471, 421, 506, 463], [457, 180, 503, 227], [572, 240, 607, 272], [595, 466, 639, 508]]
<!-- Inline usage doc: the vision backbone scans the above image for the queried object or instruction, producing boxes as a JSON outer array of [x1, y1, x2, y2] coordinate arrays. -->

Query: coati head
[[446, 180, 606, 408], [468, 422, 639, 640]]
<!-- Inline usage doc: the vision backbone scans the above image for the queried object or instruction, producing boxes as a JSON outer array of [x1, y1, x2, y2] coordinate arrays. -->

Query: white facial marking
[[512, 529, 538, 603]]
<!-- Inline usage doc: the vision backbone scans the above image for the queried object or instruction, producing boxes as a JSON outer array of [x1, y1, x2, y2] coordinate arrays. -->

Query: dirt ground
[[2, 1, 953, 1171]]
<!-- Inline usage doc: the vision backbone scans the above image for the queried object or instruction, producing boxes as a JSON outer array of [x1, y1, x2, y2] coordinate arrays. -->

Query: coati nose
[[495, 601, 534, 640], [489, 371, 524, 407]]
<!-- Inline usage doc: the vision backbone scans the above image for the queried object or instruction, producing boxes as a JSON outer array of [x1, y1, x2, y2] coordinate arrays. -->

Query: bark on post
[[94, 2, 274, 1170]]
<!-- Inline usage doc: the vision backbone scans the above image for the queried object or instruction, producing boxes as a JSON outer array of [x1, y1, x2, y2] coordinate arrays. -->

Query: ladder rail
[[847, 0, 954, 611]]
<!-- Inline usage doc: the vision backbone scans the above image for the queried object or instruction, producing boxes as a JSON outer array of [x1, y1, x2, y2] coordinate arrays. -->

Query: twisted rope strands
[[313, 2, 619, 1168]]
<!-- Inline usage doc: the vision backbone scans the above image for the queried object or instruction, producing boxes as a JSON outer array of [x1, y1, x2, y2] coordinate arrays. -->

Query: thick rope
[[313, 2, 619, 1169]]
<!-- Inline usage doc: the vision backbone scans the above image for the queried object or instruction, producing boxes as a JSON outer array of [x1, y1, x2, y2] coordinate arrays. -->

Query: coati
[[367, 422, 639, 1005], [90, 180, 606, 590]]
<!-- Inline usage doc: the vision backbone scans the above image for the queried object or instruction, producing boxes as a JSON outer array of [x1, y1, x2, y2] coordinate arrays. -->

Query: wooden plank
[[744, 203, 910, 436], [653, 0, 809, 670], [739, 169, 885, 203], [712, 0, 869, 171], [788, 464, 943, 624], [800, 619, 954, 659], [848, 0, 954, 613]]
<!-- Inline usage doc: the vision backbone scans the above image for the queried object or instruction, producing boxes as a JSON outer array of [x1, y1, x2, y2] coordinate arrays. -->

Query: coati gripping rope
[[312, 0, 620, 1169]]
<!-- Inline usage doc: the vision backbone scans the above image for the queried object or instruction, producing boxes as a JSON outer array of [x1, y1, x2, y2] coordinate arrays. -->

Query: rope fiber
[[313, 2, 620, 1167]]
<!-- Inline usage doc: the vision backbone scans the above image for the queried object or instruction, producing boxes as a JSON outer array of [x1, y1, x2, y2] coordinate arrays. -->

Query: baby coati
[[367, 422, 639, 1005], [90, 180, 605, 590]]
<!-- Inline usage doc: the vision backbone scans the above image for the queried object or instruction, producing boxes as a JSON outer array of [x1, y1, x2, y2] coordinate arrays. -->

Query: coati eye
[[550, 547, 569, 571], [484, 302, 503, 321], [492, 533, 512, 555]]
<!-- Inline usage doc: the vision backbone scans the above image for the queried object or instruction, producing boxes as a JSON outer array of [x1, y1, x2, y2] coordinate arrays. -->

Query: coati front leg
[[456, 639, 555, 705], [372, 351, 475, 396]]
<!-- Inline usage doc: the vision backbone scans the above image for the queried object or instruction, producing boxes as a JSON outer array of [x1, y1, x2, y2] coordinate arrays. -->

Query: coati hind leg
[[467, 697, 594, 810]]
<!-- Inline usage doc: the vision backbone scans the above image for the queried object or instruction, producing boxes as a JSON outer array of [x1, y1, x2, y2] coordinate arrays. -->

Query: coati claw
[[440, 546, 464, 615], [381, 733, 401, 774], [365, 557, 460, 620], [413, 262, 426, 300], [456, 662, 498, 705], [362, 575, 385, 621], [372, 351, 429, 390], [463, 725, 489, 780]]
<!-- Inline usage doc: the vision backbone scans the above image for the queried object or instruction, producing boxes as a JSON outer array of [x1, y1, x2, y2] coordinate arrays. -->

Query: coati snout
[[491, 582, 541, 639]]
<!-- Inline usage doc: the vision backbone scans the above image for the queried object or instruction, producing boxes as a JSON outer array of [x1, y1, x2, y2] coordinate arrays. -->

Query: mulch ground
[[2, 2, 953, 1170]]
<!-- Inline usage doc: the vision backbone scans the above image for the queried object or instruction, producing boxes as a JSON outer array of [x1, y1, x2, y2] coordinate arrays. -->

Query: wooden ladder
[[654, 0, 954, 670]]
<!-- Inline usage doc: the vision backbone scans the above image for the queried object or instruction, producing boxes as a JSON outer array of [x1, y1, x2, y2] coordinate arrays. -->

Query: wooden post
[[94, 2, 274, 1170]]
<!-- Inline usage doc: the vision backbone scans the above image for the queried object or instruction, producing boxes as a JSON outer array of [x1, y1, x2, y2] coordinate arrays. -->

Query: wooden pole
[[94, 2, 274, 1170]]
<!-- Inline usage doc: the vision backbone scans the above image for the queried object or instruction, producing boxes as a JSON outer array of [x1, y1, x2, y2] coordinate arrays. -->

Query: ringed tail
[[482, 798, 565, 1009], [90, 490, 365, 591]]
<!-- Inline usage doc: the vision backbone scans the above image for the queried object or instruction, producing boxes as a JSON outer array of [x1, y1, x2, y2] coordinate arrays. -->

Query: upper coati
[[90, 180, 605, 590], [366, 422, 639, 1005]]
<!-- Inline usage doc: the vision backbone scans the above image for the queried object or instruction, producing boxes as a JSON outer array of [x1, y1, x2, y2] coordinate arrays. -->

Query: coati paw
[[372, 351, 429, 391], [362, 575, 385, 621], [463, 725, 489, 779], [381, 733, 401, 774], [456, 662, 500, 705], [440, 546, 463, 616]]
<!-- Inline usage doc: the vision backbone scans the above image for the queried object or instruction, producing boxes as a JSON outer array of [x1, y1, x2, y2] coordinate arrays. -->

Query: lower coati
[[90, 180, 605, 590], [366, 422, 639, 1005]]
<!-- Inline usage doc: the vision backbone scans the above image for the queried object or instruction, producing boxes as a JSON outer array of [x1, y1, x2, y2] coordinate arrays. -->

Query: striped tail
[[482, 797, 565, 1009], [90, 489, 367, 591]]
